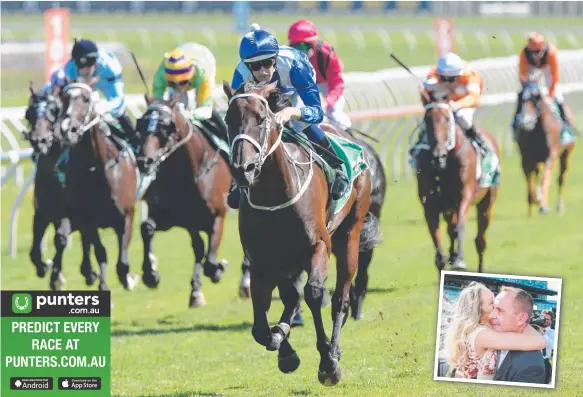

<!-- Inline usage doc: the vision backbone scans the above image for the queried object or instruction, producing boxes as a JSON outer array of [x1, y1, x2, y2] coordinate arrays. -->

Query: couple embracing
[[446, 282, 547, 384]]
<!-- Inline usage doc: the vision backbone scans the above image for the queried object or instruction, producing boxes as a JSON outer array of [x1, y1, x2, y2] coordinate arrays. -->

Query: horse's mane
[[237, 80, 292, 113]]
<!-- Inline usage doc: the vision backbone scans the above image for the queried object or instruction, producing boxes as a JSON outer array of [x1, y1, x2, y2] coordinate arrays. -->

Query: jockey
[[150, 42, 227, 141], [26, 68, 67, 126], [287, 19, 352, 130], [513, 32, 569, 129], [228, 24, 350, 209], [421, 52, 488, 153], [63, 39, 138, 147]]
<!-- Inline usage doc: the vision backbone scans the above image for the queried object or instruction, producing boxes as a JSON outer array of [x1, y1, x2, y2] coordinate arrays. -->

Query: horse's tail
[[359, 211, 382, 252]]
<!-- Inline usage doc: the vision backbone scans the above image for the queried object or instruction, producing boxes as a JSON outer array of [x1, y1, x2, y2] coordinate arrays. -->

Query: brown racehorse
[[136, 98, 230, 307], [23, 90, 103, 290], [514, 83, 577, 216], [59, 82, 138, 291], [415, 93, 500, 273], [223, 80, 381, 386]]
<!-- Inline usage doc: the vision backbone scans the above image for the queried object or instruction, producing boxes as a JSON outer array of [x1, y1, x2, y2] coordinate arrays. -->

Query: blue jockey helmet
[[239, 29, 279, 63], [71, 39, 99, 68]]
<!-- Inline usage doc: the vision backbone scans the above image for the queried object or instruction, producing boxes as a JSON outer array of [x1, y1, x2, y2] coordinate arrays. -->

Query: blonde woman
[[446, 282, 546, 380]]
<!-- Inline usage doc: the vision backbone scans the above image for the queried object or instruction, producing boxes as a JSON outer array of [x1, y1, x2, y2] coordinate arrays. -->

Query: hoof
[[35, 259, 52, 278], [557, 200, 565, 215], [142, 271, 161, 289], [124, 273, 138, 291], [278, 351, 301, 373], [83, 270, 98, 286], [98, 282, 109, 291], [267, 323, 290, 351], [50, 272, 66, 291], [291, 312, 304, 328], [435, 254, 448, 271], [204, 259, 227, 284], [238, 272, 251, 298], [539, 206, 549, 215], [450, 259, 467, 271], [318, 362, 342, 387], [189, 291, 206, 308]]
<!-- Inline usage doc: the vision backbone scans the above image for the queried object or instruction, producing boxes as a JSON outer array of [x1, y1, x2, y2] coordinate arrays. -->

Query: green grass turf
[[2, 13, 582, 106], [1, 105, 582, 396]]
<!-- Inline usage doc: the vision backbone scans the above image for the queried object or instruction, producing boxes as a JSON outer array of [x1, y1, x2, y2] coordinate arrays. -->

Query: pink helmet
[[288, 19, 318, 45]]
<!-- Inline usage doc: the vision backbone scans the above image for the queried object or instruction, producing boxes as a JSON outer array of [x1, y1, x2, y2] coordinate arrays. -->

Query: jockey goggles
[[246, 57, 276, 72], [168, 80, 190, 89], [438, 74, 457, 83], [291, 42, 311, 52]]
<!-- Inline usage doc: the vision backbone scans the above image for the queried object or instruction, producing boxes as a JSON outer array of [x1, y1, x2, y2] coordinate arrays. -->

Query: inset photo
[[434, 271, 561, 388]]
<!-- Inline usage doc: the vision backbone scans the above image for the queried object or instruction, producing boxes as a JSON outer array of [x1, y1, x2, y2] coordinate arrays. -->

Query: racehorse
[[58, 81, 138, 291], [514, 82, 577, 216], [223, 79, 381, 386], [135, 98, 230, 307], [415, 92, 500, 273], [23, 87, 102, 290]]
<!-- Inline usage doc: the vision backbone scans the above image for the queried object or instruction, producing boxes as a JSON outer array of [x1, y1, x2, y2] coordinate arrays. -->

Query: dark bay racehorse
[[136, 98, 230, 307], [515, 83, 577, 216], [416, 93, 500, 273], [59, 82, 138, 291], [223, 80, 381, 386], [23, 87, 102, 290]]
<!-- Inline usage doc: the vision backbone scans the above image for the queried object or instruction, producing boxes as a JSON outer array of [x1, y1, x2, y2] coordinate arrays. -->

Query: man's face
[[247, 57, 276, 83], [542, 313, 552, 328], [489, 291, 526, 332], [79, 64, 96, 79]]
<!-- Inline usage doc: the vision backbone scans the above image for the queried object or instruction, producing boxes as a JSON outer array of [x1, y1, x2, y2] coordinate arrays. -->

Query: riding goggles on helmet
[[246, 57, 276, 72], [291, 42, 311, 52], [168, 80, 190, 89], [438, 74, 457, 83]]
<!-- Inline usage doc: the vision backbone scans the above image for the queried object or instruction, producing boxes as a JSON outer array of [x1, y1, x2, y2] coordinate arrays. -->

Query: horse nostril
[[243, 163, 256, 174]]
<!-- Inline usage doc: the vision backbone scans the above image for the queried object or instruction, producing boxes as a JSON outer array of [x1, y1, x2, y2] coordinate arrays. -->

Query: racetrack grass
[[1, 137, 582, 396], [2, 13, 583, 106]]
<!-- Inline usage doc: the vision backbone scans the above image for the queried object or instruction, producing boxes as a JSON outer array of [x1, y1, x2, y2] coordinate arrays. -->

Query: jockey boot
[[465, 125, 488, 154], [316, 135, 350, 200], [555, 100, 571, 128], [116, 113, 141, 153], [512, 92, 524, 130]]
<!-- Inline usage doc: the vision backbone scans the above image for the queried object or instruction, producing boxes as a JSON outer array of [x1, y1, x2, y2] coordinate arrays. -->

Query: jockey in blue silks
[[61, 39, 139, 148], [227, 25, 349, 209]]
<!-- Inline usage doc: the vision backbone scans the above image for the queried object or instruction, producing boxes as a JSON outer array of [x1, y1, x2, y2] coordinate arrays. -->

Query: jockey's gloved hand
[[176, 102, 194, 120], [193, 105, 212, 121]]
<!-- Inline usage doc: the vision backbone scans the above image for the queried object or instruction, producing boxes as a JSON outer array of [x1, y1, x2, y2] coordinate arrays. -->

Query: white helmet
[[436, 52, 463, 77]]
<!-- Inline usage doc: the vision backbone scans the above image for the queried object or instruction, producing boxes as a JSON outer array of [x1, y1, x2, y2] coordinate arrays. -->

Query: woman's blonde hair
[[446, 281, 491, 369]]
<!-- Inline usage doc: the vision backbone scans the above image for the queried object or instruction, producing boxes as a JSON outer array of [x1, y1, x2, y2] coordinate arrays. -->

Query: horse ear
[[223, 80, 234, 100], [260, 82, 278, 99]]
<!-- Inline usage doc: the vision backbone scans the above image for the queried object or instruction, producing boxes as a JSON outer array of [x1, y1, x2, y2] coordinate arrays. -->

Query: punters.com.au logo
[[12, 293, 33, 314]]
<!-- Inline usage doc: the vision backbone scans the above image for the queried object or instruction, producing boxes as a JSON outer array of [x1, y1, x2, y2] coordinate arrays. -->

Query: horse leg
[[140, 217, 160, 288], [30, 211, 51, 278], [450, 193, 473, 271], [275, 275, 302, 373], [50, 218, 71, 291], [350, 248, 372, 320], [203, 214, 227, 283], [475, 190, 495, 273], [188, 229, 207, 308], [238, 255, 251, 298], [79, 231, 98, 286], [443, 211, 458, 269], [556, 145, 574, 215], [116, 213, 138, 291], [423, 203, 447, 271], [539, 154, 558, 215], [250, 271, 278, 350], [522, 159, 537, 217]]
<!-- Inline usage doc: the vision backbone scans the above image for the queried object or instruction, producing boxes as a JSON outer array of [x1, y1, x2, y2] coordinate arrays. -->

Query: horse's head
[[32, 94, 63, 155], [223, 80, 285, 188], [517, 81, 542, 131], [60, 81, 98, 146], [135, 99, 179, 175], [423, 98, 456, 171]]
